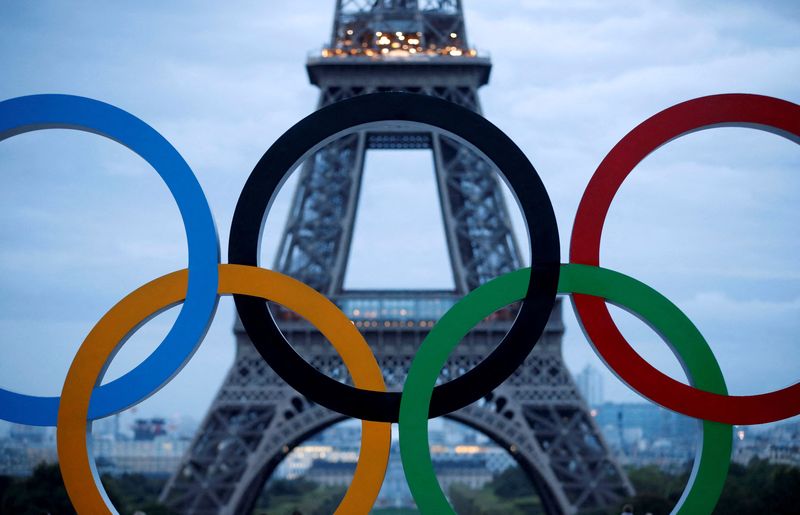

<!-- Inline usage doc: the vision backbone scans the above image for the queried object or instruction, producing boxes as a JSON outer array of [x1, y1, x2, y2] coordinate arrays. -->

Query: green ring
[[399, 264, 732, 514]]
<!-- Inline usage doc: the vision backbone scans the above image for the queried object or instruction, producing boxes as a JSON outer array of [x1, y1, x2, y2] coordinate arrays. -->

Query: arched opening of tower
[[252, 418, 546, 514]]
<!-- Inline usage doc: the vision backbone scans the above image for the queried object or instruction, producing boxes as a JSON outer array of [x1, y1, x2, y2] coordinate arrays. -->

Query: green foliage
[[583, 460, 800, 515], [253, 477, 347, 515], [448, 466, 544, 515], [492, 466, 535, 499], [443, 460, 800, 515], [264, 478, 319, 497], [0, 463, 76, 515], [2, 460, 796, 514], [101, 472, 175, 514], [0, 475, 12, 503], [0, 463, 174, 515], [626, 464, 688, 500], [713, 460, 800, 515]]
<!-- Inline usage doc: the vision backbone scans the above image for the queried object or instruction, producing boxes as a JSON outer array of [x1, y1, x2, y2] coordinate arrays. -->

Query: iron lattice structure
[[162, 2, 633, 513]]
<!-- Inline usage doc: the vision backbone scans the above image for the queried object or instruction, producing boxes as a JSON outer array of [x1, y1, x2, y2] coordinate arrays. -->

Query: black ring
[[229, 93, 560, 422]]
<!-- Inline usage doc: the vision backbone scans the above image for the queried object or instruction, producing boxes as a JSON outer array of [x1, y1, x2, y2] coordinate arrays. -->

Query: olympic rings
[[570, 94, 800, 425], [57, 264, 390, 515], [399, 264, 732, 515], [0, 94, 219, 426], [0, 91, 797, 515], [229, 92, 560, 423]]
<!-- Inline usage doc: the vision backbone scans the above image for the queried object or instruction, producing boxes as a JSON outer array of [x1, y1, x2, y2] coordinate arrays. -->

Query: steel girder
[[274, 82, 520, 295], [161, 301, 633, 514]]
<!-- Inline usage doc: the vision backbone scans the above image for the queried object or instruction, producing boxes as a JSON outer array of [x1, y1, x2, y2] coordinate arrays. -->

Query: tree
[[0, 463, 76, 515], [492, 466, 535, 499], [0, 463, 177, 515]]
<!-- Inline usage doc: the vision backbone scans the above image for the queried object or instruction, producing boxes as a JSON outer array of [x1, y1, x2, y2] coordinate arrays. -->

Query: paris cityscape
[[2, 366, 800, 478], [1, 0, 799, 513], [1, 366, 799, 511]]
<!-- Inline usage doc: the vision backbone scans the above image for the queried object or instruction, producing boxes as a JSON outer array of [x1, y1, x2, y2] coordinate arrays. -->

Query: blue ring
[[0, 94, 220, 425]]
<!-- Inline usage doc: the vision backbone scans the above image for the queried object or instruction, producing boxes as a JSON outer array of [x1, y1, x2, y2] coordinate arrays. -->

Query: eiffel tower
[[161, 1, 632, 513]]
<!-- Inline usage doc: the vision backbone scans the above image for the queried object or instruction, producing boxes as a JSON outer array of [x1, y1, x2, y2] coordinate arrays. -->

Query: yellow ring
[[57, 264, 391, 514]]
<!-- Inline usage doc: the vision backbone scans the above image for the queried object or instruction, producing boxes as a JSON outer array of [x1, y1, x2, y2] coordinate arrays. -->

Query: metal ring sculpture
[[229, 92, 560, 423], [0, 92, 797, 515]]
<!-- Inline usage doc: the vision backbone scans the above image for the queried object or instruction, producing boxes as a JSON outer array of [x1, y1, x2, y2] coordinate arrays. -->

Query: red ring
[[570, 94, 800, 425]]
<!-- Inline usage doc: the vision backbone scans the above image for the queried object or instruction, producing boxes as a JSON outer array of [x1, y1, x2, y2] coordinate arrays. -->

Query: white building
[[576, 364, 604, 407]]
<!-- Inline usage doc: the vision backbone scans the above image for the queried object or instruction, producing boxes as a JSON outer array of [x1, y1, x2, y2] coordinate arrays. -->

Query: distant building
[[0, 415, 198, 478], [279, 445, 359, 480], [768, 444, 800, 467], [274, 420, 514, 509], [133, 418, 167, 441], [0, 440, 57, 476], [305, 459, 356, 487], [732, 422, 800, 467], [0, 423, 57, 475], [299, 442, 495, 507], [93, 436, 191, 477], [576, 364, 604, 407], [9, 424, 52, 445], [434, 458, 494, 491], [594, 402, 696, 470]]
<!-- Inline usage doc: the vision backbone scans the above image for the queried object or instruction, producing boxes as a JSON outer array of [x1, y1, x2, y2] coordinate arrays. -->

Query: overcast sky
[[0, 0, 798, 427]]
